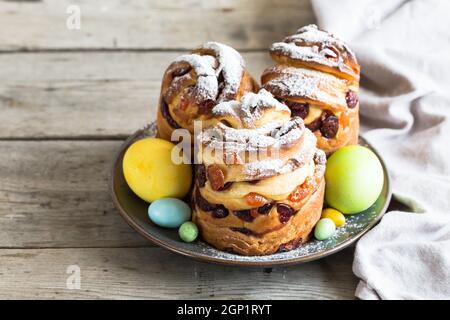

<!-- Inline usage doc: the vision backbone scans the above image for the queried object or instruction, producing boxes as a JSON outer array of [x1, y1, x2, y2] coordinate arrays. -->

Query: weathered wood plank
[[0, 51, 272, 138], [0, 140, 357, 299], [0, 140, 149, 247], [0, 0, 314, 51], [0, 247, 357, 299]]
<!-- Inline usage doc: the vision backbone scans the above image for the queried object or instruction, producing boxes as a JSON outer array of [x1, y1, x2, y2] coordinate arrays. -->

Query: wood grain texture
[[0, 0, 314, 51], [0, 140, 149, 247], [0, 0, 359, 300], [0, 140, 358, 299], [0, 51, 273, 139], [0, 247, 357, 299]]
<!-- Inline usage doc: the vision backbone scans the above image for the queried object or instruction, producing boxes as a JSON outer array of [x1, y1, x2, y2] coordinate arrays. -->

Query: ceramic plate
[[110, 123, 392, 266]]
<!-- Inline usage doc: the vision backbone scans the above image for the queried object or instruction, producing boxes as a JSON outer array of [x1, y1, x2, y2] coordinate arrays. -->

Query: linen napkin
[[311, 0, 450, 299]]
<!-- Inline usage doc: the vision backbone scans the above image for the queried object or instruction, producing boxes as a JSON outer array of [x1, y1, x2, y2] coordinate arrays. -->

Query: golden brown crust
[[261, 66, 350, 111], [156, 42, 258, 141], [270, 24, 360, 83], [315, 104, 359, 153], [156, 98, 178, 140], [193, 178, 325, 256], [262, 25, 360, 155], [192, 88, 327, 255], [198, 119, 318, 181], [209, 88, 291, 129]]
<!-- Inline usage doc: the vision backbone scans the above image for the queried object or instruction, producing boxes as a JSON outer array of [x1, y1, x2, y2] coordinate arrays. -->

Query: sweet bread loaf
[[262, 25, 360, 154], [192, 89, 326, 255], [156, 42, 258, 141]]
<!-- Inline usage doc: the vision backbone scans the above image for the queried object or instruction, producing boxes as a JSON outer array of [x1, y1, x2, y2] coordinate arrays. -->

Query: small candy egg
[[314, 218, 336, 241], [321, 208, 346, 228], [148, 198, 191, 228], [178, 222, 199, 243]]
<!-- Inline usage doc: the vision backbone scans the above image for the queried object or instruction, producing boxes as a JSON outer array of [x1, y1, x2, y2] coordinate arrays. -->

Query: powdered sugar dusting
[[201, 118, 305, 156], [212, 100, 241, 118], [199, 42, 245, 101], [199, 118, 318, 179], [272, 42, 337, 68], [167, 42, 245, 104], [294, 24, 356, 59], [243, 159, 285, 177], [266, 67, 319, 98], [174, 54, 216, 77], [173, 54, 219, 101], [212, 89, 290, 127], [263, 66, 346, 106], [270, 24, 356, 74], [293, 25, 342, 48], [287, 130, 317, 169]]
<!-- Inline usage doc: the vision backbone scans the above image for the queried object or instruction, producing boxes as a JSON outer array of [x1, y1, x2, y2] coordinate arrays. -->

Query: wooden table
[[0, 0, 358, 299]]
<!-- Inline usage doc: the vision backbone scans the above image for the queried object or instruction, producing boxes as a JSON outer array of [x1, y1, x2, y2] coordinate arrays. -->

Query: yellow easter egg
[[321, 208, 346, 228], [122, 138, 192, 202]]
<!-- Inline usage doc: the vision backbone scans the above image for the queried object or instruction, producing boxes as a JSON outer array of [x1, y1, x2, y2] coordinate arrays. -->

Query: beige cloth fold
[[311, 0, 450, 299]]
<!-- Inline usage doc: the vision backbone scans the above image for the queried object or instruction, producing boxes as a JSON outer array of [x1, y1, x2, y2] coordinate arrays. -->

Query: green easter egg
[[314, 218, 336, 241], [178, 221, 199, 243], [325, 145, 384, 214]]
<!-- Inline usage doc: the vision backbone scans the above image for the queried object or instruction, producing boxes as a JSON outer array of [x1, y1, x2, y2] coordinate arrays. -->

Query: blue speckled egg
[[148, 198, 191, 228]]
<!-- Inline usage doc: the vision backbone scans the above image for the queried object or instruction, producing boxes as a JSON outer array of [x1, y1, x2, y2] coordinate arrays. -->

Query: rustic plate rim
[[109, 126, 392, 267]]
